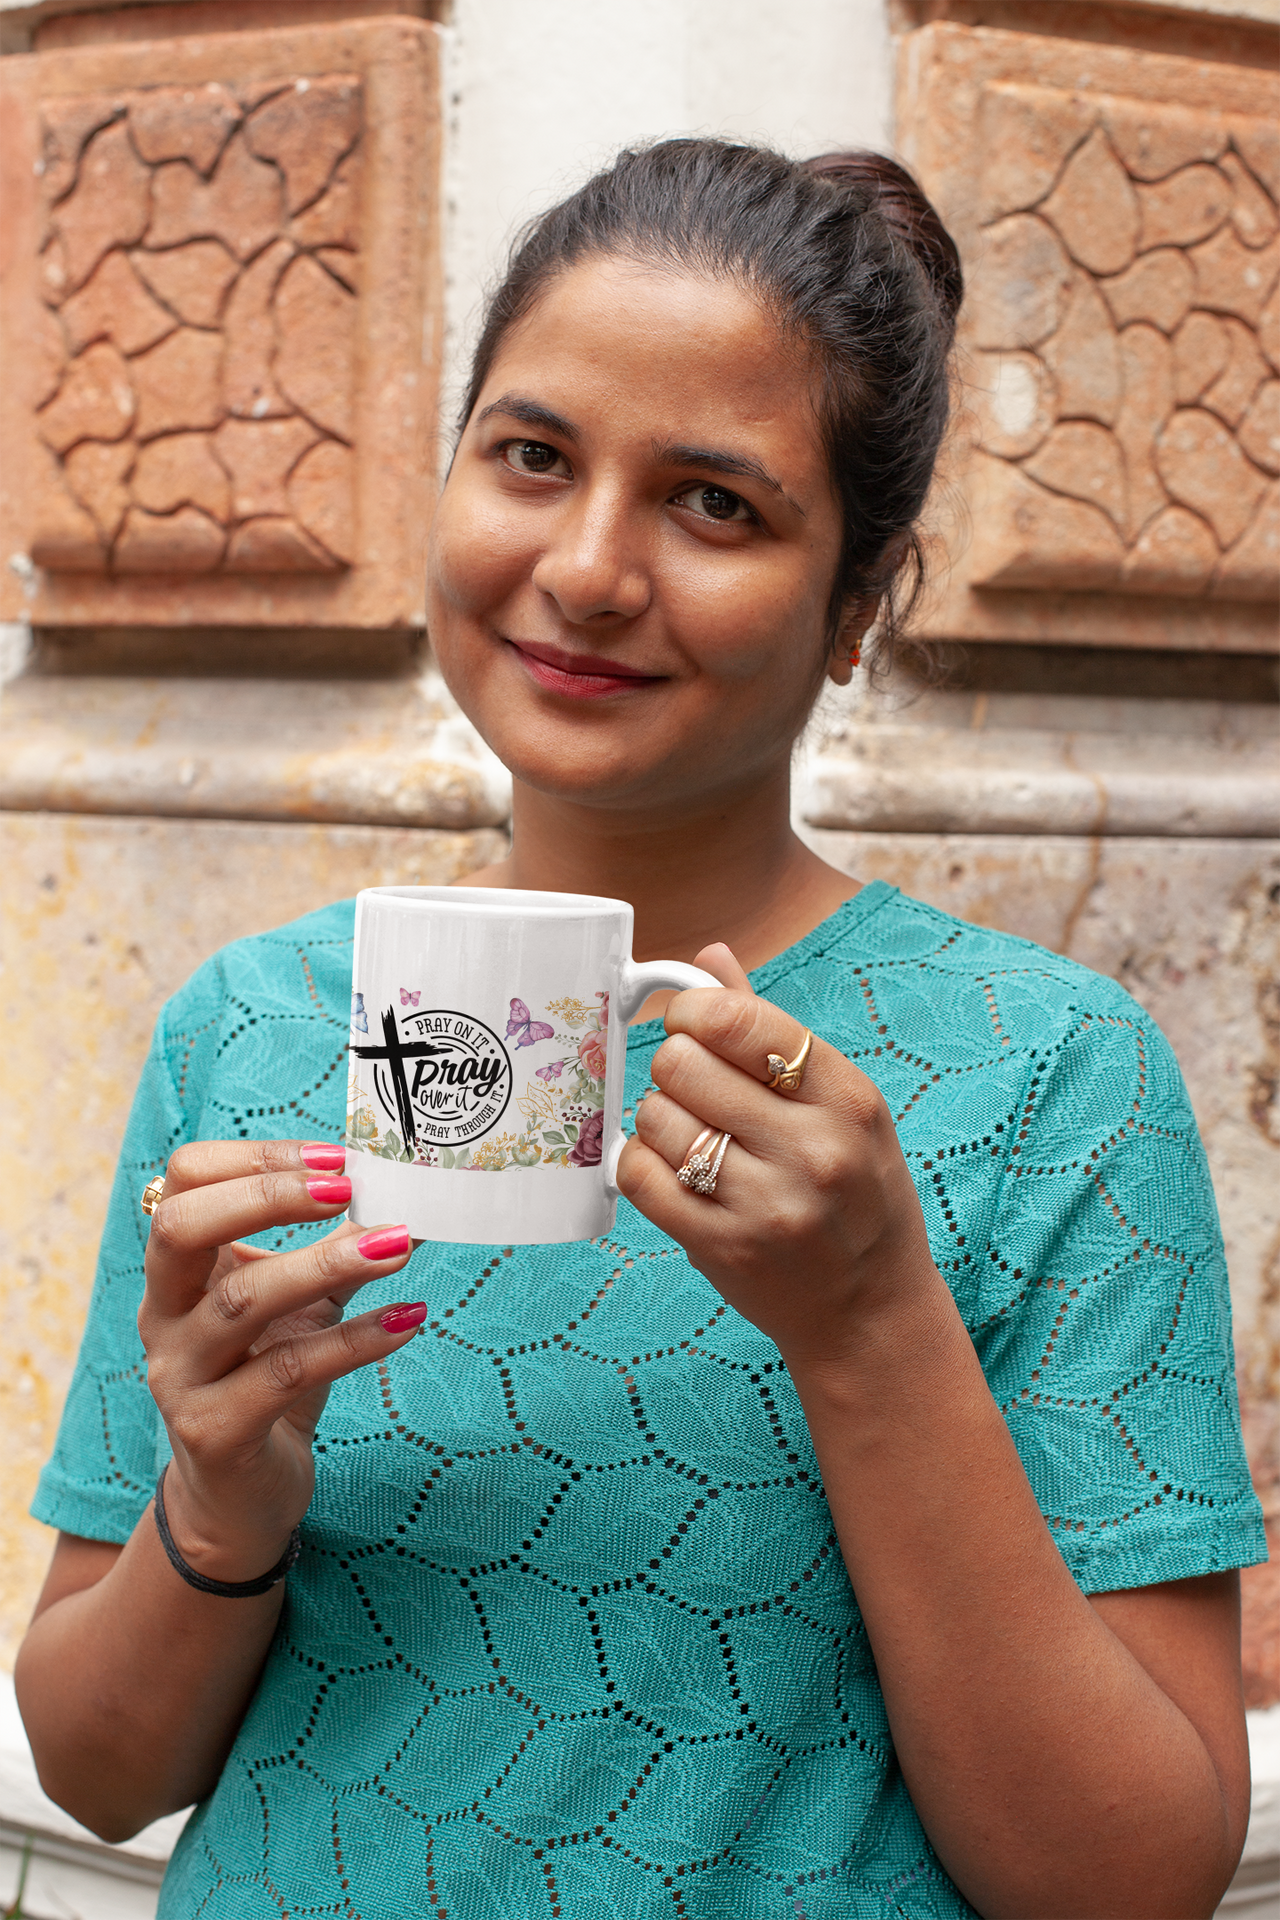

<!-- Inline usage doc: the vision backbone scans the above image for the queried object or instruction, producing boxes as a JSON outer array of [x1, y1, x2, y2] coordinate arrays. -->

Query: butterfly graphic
[[351, 992, 368, 1034], [536, 1059, 566, 1082], [507, 997, 555, 1048], [400, 989, 421, 1007]]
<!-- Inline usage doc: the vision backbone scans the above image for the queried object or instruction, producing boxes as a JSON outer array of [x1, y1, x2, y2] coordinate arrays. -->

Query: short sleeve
[[31, 1011, 189, 1543], [971, 994, 1268, 1594]]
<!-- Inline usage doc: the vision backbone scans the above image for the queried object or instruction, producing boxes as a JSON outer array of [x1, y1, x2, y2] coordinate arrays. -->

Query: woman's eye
[[672, 483, 753, 523], [501, 440, 568, 477]]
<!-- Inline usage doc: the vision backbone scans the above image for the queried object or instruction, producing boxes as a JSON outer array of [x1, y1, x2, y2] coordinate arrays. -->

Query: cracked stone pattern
[[33, 74, 361, 574], [968, 85, 1278, 601]]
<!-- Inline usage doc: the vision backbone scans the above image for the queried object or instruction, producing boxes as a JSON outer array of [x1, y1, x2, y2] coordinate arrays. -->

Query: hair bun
[[802, 151, 963, 342]]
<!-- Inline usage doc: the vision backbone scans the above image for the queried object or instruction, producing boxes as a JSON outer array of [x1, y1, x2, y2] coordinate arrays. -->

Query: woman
[[18, 142, 1265, 1918]]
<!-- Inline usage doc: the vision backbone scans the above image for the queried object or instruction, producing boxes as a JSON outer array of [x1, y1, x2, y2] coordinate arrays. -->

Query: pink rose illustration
[[569, 1109, 604, 1167], [578, 1029, 607, 1081]]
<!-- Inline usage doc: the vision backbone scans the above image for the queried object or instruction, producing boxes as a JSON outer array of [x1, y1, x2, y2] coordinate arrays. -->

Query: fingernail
[[380, 1301, 427, 1333], [306, 1176, 352, 1204], [301, 1143, 346, 1171], [358, 1225, 410, 1261]]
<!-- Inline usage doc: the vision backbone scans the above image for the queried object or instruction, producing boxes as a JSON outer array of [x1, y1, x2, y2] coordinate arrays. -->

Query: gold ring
[[676, 1127, 732, 1197], [140, 1175, 166, 1216], [766, 1030, 813, 1094]]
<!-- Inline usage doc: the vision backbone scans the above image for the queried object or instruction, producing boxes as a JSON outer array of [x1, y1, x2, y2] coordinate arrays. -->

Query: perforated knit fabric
[[35, 882, 1265, 1918]]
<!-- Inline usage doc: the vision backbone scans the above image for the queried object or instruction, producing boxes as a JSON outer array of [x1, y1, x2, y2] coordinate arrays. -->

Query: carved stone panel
[[899, 23, 1278, 650], [0, 19, 441, 628]]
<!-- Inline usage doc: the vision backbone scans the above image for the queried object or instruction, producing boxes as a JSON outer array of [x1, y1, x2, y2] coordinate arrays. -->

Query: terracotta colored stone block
[[45, 116, 150, 295], [1155, 406, 1266, 546], [1042, 128, 1139, 278], [215, 415, 321, 519], [220, 236, 293, 418], [38, 92, 123, 208], [60, 249, 174, 356], [1100, 249, 1195, 334], [1172, 310, 1230, 404], [37, 338, 134, 450], [1190, 224, 1280, 328], [1201, 316, 1271, 428], [274, 252, 355, 440], [130, 238, 238, 327], [1119, 504, 1217, 595], [1023, 422, 1128, 536], [1238, 380, 1280, 474], [129, 80, 240, 174], [132, 431, 229, 522], [130, 326, 223, 439], [115, 503, 225, 572], [974, 351, 1056, 460], [290, 151, 360, 249], [63, 438, 133, 541], [969, 215, 1072, 350], [1115, 323, 1176, 537], [1211, 481, 1279, 598], [1231, 116, 1279, 202], [1040, 272, 1120, 426], [245, 74, 359, 215], [148, 131, 283, 261], [968, 453, 1125, 591], [1221, 150, 1278, 250], [1136, 164, 1231, 253], [977, 82, 1094, 227], [0, 17, 442, 625], [30, 443, 105, 571], [289, 437, 355, 564], [897, 23, 1278, 643], [225, 515, 335, 571], [32, 304, 67, 411], [1100, 94, 1227, 181]]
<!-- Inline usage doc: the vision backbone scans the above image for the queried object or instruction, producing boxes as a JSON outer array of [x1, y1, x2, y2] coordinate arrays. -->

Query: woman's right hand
[[136, 1139, 421, 1582]]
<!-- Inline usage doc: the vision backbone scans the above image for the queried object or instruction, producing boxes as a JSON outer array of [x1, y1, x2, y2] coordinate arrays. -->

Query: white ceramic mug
[[346, 887, 719, 1244]]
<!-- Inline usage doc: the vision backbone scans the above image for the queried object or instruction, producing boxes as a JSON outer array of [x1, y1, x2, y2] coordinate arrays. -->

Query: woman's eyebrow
[[475, 393, 578, 441], [655, 440, 805, 517]]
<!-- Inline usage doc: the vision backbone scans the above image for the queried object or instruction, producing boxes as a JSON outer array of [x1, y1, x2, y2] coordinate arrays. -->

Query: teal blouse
[[34, 882, 1266, 1918]]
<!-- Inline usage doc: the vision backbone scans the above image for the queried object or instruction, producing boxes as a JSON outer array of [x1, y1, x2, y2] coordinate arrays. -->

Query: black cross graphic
[[352, 1006, 448, 1150]]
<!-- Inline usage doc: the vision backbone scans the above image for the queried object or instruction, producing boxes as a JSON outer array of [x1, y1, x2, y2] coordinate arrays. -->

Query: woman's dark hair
[[460, 139, 962, 677]]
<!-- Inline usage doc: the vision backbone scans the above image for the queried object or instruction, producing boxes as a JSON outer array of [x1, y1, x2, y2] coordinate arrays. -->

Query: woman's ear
[[827, 597, 880, 686]]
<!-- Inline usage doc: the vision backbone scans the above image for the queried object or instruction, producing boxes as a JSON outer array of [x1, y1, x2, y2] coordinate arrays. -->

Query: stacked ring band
[[677, 1127, 732, 1197], [766, 1029, 813, 1093], [141, 1176, 166, 1215]]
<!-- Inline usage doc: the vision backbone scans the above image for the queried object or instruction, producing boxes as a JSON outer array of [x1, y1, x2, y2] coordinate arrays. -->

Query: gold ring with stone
[[140, 1176, 166, 1216], [766, 1029, 813, 1094], [676, 1127, 732, 1197]]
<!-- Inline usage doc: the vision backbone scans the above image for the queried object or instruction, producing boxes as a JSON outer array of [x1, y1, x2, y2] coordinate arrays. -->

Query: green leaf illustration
[[440, 1146, 455, 1169], [455, 1148, 471, 1168], [542, 1130, 566, 1145]]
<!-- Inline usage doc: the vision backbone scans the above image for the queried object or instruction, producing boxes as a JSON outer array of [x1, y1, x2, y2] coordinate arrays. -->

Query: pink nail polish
[[306, 1175, 352, 1204], [301, 1143, 346, 1171], [358, 1225, 410, 1261], [380, 1301, 427, 1333]]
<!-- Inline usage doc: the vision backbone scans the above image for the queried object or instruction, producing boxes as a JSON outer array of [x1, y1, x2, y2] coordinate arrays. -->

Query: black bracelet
[[153, 1464, 302, 1598]]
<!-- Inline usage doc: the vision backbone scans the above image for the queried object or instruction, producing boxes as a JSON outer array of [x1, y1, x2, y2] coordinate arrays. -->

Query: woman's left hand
[[616, 943, 939, 1369]]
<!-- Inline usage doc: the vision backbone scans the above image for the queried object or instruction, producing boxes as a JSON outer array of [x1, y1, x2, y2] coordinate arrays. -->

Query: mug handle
[[604, 958, 721, 1199]]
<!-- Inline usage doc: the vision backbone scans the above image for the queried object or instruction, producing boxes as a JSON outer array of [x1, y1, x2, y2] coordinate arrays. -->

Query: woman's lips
[[508, 638, 664, 701]]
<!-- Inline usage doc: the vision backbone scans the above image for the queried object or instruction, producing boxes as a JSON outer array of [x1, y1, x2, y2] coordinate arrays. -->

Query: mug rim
[[358, 885, 632, 917]]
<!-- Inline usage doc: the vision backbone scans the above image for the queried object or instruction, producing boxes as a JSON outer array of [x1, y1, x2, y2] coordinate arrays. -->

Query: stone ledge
[[797, 723, 1278, 837], [0, 667, 512, 827]]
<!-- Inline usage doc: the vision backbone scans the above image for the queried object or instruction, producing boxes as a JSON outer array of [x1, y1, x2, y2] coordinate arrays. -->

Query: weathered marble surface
[[0, 810, 505, 1665]]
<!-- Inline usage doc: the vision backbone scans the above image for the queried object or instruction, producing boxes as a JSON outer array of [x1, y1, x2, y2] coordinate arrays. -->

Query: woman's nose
[[530, 494, 651, 625]]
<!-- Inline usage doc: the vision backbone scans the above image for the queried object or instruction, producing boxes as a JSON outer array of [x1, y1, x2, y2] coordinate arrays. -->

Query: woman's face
[[427, 256, 847, 816]]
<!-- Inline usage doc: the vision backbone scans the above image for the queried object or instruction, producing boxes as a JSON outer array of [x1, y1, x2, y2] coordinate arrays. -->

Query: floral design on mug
[[347, 989, 609, 1170]]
